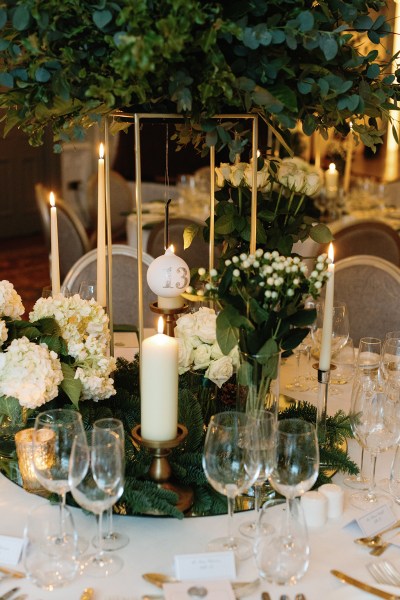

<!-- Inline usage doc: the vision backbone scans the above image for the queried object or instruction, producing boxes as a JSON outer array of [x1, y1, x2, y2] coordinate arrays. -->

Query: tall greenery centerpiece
[[0, 1, 398, 154]]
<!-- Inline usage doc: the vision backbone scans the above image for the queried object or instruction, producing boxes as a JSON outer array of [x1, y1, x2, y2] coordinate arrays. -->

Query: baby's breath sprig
[[188, 250, 330, 358]]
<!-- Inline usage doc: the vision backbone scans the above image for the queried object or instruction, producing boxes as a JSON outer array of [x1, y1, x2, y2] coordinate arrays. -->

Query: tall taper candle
[[319, 243, 335, 371], [97, 143, 107, 307], [49, 192, 60, 296], [141, 317, 178, 441]]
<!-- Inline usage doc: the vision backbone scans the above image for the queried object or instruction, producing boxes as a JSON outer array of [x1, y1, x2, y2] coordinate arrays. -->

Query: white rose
[[174, 312, 196, 339], [244, 160, 270, 190], [194, 307, 217, 344], [277, 161, 296, 188], [303, 172, 321, 196], [215, 163, 232, 188], [192, 344, 212, 370], [230, 162, 247, 187], [229, 345, 240, 369], [177, 337, 194, 374], [205, 356, 234, 387], [210, 341, 224, 360]]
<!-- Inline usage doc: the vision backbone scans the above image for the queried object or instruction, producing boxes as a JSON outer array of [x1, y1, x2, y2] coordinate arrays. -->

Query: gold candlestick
[[150, 302, 189, 337], [132, 424, 193, 512]]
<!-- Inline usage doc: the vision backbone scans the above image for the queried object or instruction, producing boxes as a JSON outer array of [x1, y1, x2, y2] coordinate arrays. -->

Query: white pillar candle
[[49, 192, 60, 296], [319, 243, 335, 371], [96, 143, 107, 307], [325, 163, 339, 199], [343, 123, 354, 194], [319, 483, 344, 518], [301, 491, 328, 528], [141, 316, 179, 441]]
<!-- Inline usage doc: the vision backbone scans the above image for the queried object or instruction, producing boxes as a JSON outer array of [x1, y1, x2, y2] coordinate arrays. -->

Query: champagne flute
[[202, 411, 260, 560], [239, 410, 275, 538], [33, 408, 86, 544], [69, 429, 124, 576], [92, 418, 128, 551], [349, 381, 400, 509]]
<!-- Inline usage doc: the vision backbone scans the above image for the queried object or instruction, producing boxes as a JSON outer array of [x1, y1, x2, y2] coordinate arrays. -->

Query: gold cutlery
[[143, 572, 259, 594], [80, 589, 94, 600], [331, 569, 400, 599], [261, 594, 271, 600], [0, 569, 24, 579], [0, 588, 20, 600], [354, 520, 400, 547]]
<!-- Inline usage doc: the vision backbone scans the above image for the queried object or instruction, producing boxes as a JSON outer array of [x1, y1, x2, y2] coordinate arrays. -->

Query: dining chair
[[146, 217, 218, 269], [35, 183, 93, 281], [62, 244, 156, 328], [333, 254, 400, 346], [85, 169, 134, 239], [331, 219, 400, 266]]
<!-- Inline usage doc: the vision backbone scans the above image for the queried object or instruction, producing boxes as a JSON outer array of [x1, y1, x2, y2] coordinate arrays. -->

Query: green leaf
[[257, 337, 278, 362], [35, 67, 51, 83], [303, 114, 317, 136], [0, 396, 22, 425], [12, 5, 30, 31], [309, 223, 333, 243], [216, 307, 240, 355], [214, 214, 236, 235], [319, 36, 338, 61], [0, 9, 7, 29], [0, 72, 13, 88], [298, 11, 314, 32], [60, 363, 82, 408], [367, 63, 380, 79], [93, 10, 113, 29], [183, 223, 200, 250]]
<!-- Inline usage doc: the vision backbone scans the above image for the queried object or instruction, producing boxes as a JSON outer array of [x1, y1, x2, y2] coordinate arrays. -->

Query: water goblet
[[202, 411, 260, 560], [389, 445, 400, 504], [23, 502, 79, 590], [69, 428, 124, 576], [349, 381, 400, 509], [330, 337, 355, 386], [78, 281, 97, 300], [262, 418, 319, 585], [238, 410, 275, 538], [381, 337, 400, 385], [285, 343, 310, 393], [92, 417, 129, 551], [310, 300, 350, 361], [32, 408, 86, 545]]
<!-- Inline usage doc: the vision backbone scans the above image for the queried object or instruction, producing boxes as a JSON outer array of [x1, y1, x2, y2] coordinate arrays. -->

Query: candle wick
[[164, 198, 172, 251]]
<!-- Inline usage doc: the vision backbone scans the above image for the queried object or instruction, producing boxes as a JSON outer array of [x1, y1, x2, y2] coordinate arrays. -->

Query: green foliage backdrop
[[0, 0, 399, 152]]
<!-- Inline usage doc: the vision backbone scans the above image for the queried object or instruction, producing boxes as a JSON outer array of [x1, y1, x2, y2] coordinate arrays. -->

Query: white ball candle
[[49, 192, 60, 296], [147, 246, 190, 309], [141, 317, 179, 441], [319, 243, 335, 371], [325, 162, 339, 200]]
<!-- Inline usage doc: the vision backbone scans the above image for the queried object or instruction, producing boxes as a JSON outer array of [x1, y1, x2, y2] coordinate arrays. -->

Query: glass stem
[[107, 506, 113, 537], [227, 493, 236, 545], [59, 492, 67, 537], [96, 510, 105, 560], [285, 498, 294, 536], [367, 453, 378, 500], [358, 448, 365, 482], [254, 482, 263, 514]]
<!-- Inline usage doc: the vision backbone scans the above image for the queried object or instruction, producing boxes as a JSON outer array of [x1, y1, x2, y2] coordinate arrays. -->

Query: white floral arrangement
[[30, 294, 116, 401], [0, 280, 24, 320], [175, 307, 238, 388]]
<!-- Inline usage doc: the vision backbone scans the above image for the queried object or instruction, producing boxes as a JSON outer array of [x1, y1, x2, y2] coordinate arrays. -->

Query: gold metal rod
[[134, 114, 144, 349], [104, 119, 114, 357], [209, 145, 215, 272], [112, 112, 258, 121], [250, 115, 259, 254]]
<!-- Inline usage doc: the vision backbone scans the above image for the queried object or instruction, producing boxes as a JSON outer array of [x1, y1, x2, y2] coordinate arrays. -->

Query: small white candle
[[49, 192, 60, 296], [146, 245, 190, 309], [343, 123, 354, 194], [141, 317, 179, 441], [96, 143, 107, 307], [319, 483, 344, 518], [301, 491, 328, 528], [319, 243, 335, 371], [325, 163, 339, 200]]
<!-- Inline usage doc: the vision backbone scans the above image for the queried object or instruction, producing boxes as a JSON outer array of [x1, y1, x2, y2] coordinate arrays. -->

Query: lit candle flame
[[157, 316, 164, 334], [328, 242, 334, 264], [49, 191, 55, 207], [329, 163, 336, 172], [256, 149, 261, 158], [169, 244, 175, 254], [99, 143, 104, 159]]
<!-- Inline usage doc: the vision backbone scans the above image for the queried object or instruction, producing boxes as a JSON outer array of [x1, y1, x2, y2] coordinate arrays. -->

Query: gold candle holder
[[132, 423, 193, 512], [149, 302, 189, 337], [15, 428, 54, 495]]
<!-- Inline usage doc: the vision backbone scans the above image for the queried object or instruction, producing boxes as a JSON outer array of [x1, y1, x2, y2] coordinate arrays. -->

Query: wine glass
[[264, 418, 319, 585], [381, 337, 400, 385], [330, 337, 355, 386], [349, 380, 400, 509], [285, 343, 310, 393], [78, 281, 97, 300], [311, 301, 350, 360], [202, 411, 260, 560], [239, 410, 275, 538], [69, 429, 124, 576], [32, 409, 86, 542], [92, 418, 128, 551]]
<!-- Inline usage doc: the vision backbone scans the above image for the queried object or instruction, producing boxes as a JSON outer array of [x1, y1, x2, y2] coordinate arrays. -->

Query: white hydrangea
[[0, 280, 24, 319], [30, 294, 115, 401], [0, 319, 7, 345], [0, 337, 63, 409]]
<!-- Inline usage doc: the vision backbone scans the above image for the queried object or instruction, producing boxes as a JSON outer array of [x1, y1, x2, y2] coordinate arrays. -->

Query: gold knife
[[331, 569, 400, 599]]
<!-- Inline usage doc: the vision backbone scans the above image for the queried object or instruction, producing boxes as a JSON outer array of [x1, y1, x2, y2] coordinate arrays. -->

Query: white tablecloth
[[1, 356, 399, 600]]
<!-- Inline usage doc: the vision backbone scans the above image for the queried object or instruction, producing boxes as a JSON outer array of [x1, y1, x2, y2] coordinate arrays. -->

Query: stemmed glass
[[311, 301, 350, 360], [69, 429, 124, 576], [32, 409, 86, 542], [381, 337, 400, 385], [239, 410, 275, 538], [285, 343, 310, 393], [344, 337, 382, 490], [92, 418, 128, 551], [202, 411, 260, 560], [349, 380, 400, 509], [78, 281, 97, 300]]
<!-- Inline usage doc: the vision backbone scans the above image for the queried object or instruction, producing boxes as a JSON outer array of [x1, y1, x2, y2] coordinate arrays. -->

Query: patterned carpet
[[0, 234, 49, 318]]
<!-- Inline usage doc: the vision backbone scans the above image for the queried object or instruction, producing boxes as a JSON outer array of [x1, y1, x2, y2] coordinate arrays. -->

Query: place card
[[163, 580, 235, 600], [356, 503, 397, 537], [174, 551, 236, 581], [0, 535, 23, 566]]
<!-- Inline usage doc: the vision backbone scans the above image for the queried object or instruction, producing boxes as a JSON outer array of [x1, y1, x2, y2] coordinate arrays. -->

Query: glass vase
[[189, 371, 218, 426], [237, 350, 281, 416]]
